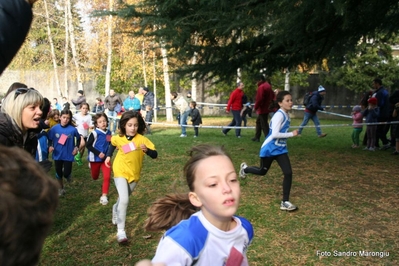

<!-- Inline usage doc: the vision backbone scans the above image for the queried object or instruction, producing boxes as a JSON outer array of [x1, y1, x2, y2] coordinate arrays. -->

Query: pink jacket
[[352, 111, 363, 128]]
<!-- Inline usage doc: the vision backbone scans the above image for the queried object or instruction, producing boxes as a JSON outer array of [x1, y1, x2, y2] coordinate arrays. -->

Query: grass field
[[39, 116, 399, 266]]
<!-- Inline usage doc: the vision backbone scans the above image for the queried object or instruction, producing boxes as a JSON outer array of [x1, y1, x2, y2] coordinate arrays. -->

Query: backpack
[[303, 91, 313, 107]]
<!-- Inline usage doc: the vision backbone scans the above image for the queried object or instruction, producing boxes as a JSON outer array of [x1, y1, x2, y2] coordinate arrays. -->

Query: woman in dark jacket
[[0, 88, 44, 157]]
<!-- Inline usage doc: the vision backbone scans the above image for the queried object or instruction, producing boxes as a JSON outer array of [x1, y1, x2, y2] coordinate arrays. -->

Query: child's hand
[[140, 144, 147, 153], [48, 146, 54, 153], [105, 157, 111, 168], [292, 129, 299, 136], [72, 147, 78, 156], [99, 152, 105, 159]]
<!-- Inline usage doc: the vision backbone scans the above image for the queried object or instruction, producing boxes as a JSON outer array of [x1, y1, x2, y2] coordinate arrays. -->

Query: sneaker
[[58, 188, 66, 196], [369, 147, 375, 151], [239, 163, 247, 179], [180, 134, 187, 137], [221, 130, 227, 136], [117, 231, 128, 244], [112, 204, 118, 225], [380, 144, 391, 150], [251, 137, 260, 142], [74, 152, 83, 166], [280, 201, 298, 211], [66, 176, 72, 183], [392, 151, 399, 155], [318, 133, 327, 138], [237, 136, 241, 138], [100, 196, 109, 205], [363, 147, 369, 151], [193, 135, 197, 138]]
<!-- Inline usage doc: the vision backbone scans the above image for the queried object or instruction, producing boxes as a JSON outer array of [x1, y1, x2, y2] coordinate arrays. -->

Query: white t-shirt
[[152, 211, 253, 266], [73, 113, 92, 137]]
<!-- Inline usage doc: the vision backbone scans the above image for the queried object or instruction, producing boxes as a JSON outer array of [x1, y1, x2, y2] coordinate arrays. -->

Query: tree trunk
[[67, 0, 83, 92], [142, 41, 147, 87], [104, 0, 113, 97], [44, 0, 61, 97], [284, 68, 290, 91], [161, 43, 173, 122], [63, 0, 69, 98]]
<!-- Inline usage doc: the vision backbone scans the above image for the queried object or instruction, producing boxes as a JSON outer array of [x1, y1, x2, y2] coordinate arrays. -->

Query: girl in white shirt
[[73, 102, 93, 165], [145, 144, 254, 266]]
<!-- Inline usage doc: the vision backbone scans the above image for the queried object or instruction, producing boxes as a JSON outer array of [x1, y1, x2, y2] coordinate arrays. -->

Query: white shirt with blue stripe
[[152, 211, 253, 266]]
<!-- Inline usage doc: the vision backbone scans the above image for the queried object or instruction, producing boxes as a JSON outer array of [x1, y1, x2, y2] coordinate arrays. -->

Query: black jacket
[[0, 112, 38, 157], [0, 0, 33, 74]]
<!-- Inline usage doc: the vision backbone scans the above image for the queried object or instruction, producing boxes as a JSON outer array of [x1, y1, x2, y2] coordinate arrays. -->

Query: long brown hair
[[144, 144, 231, 231]]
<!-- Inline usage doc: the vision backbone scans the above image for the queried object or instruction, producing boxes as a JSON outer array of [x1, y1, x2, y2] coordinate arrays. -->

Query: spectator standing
[[71, 90, 86, 112], [52, 98, 61, 111], [251, 75, 274, 142], [62, 96, 70, 111], [351, 105, 363, 148], [372, 78, 390, 149], [104, 89, 123, 134], [123, 91, 141, 112], [222, 82, 245, 138], [139, 87, 155, 134], [389, 88, 399, 151], [171, 91, 191, 137], [362, 97, 379, 151], [92, 97, 104, 113], [190, 101, 202, 137], [297, 85, 327, 138], [240, 94, 252, 127], [391, 102, 399, 155]]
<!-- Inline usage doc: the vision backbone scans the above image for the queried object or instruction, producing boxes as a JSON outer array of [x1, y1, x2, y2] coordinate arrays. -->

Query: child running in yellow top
[[105, 111, 157, 244]]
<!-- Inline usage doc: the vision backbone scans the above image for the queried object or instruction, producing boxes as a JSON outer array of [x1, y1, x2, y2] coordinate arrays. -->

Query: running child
[[239, 90, 299, 211], [105, 111, 157, 243], [48, 109, 81, 196], [73, 102, 93, 165], [86, 113, 112, 205], [145, 144, 253, 266]]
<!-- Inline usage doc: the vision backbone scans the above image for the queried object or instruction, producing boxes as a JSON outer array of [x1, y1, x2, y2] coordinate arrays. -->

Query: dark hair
[[5, 82, 28, 97], [47, 109, 60, 119], [258, 74, 266, 82], [276, 90, 291, 104], [41, 98, 51, 120], [144, 145, 231, 231], [171, 91, 178, 99], [80, 102, 90, 110], [118, 111, 146, 136], [190, 101, 197, 108], [59, 109, 76, 127], [95, 97, 102, 102], [92, 113, 109, 127], [0, 146, 59, 266], [373, 78, 382, 86]]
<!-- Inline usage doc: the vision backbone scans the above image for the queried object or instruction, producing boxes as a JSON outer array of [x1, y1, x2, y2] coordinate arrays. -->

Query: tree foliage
[[112, 0, 399, 83]]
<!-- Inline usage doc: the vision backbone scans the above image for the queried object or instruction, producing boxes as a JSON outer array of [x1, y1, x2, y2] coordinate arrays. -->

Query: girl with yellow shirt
[[105, 111, 157, 244]]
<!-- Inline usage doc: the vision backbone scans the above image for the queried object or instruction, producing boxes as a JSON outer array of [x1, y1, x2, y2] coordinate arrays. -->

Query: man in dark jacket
[[372, 78, 390, 149], [139, 87, 155, 134], [104, 89, 123, 134], [0, 0, 36, 74], [297, 85, 327, 138]]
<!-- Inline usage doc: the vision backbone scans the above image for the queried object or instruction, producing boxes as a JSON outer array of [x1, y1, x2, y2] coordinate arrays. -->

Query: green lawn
[[40, 116, 399, 266]]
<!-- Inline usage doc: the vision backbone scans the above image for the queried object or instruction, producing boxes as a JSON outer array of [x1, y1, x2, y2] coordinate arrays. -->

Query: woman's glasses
[[14, 88, 36, 100]]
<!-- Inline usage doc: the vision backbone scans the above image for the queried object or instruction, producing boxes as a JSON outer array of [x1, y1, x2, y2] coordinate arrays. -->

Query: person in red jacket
[[251, 75, 275, 142], [222, 82, 245, 138]]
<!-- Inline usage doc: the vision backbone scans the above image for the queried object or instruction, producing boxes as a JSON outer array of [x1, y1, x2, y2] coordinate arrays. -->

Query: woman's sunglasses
[[14, 87, 36, 100]]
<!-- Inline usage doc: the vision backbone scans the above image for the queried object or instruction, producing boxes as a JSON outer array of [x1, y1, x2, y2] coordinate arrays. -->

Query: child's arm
[[139, 144, 158, 159], [105, 144, 117, 167], [85, 133, 102, 157]]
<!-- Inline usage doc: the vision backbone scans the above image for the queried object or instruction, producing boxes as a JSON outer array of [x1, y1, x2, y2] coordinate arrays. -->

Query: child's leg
[[101, 162, 112, 196], [63, 161, 73, 182], [351, 129, 356, 145], [369, 126, 377, 148], [275, 154, 293, 202], [354, 128, 362, 146], [244, 157, 273, 176], [79, 136, 86, 155], [113, 177, 137, 232], [90, 162, 102, 180], [54, 160, 64, 189], [193, 124, 199, 136]]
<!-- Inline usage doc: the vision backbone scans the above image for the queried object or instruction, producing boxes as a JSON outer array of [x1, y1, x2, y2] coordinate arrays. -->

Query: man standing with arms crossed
[[252, 75, 275, 142]]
